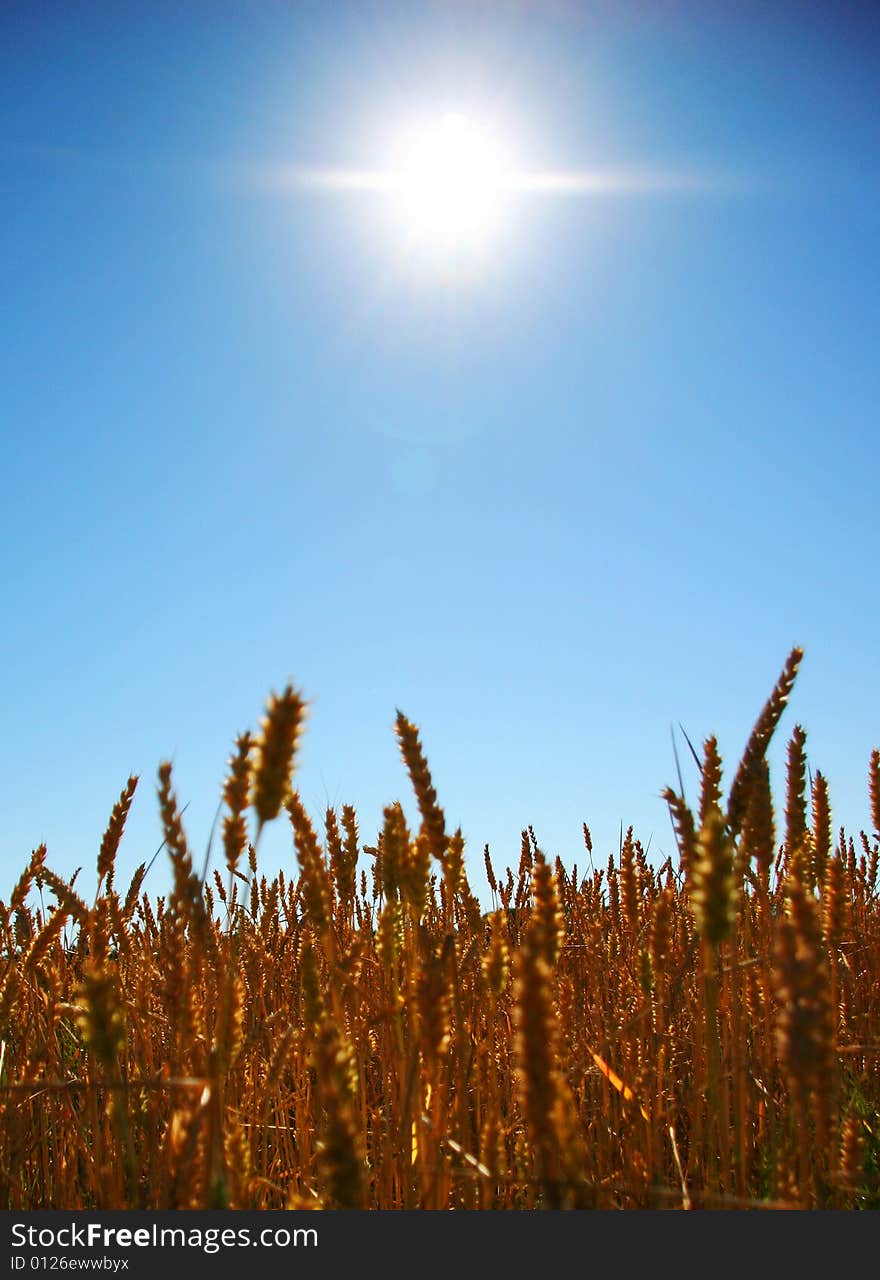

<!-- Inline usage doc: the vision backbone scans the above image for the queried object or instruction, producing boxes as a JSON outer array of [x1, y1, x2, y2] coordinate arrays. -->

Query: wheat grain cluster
[[1, 651, 878, 1209]]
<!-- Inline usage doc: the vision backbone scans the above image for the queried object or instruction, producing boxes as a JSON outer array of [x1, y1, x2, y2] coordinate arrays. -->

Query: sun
[[387, 112, 510, 251], [274, 110, 700, 279]]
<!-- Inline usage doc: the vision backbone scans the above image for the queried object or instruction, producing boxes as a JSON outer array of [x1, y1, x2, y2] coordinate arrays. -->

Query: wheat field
[[1, 647, 878, 1210]]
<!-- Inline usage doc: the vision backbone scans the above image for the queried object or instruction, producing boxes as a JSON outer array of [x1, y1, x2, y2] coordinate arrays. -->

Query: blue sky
[[2, 0, 878, 905]]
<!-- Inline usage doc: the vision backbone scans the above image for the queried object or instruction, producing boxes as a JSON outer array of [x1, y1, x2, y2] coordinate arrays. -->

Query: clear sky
[[2, 0, 878, 906]]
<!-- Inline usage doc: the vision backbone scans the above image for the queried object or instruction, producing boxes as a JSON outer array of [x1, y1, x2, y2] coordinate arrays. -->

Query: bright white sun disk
[[390, 113, 508, 248]]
